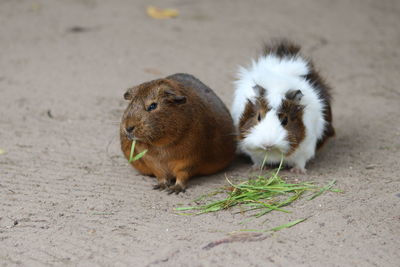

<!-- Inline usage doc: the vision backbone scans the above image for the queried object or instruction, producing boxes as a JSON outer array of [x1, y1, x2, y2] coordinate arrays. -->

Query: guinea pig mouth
[[127, 135, 133, 141], [126, 133, 137, 141], [126, 132, 148, 143], [252, 145, 287, 155], [257, 147, 281, 154]]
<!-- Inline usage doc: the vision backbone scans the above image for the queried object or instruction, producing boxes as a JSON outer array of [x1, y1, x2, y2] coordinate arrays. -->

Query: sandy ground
[[1, 0, 399, 266]]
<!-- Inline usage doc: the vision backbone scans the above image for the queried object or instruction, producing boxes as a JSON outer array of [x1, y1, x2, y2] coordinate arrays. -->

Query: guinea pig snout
[[126, 126, 135, 133], [262, 144, 274, 151], [124, 126, 136, 140]]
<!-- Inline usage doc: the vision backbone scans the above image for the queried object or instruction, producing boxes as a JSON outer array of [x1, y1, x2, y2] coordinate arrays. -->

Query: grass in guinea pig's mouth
[[175, 153, 340, 232], [129, 140, 147, 163]]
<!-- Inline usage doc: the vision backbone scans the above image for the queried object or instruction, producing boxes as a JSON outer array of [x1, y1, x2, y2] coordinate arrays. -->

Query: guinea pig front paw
[[167, 184, 186, 195], [153, 178, 174, 190], [289, 167, 307, 174], [153, 183, 168, 190]]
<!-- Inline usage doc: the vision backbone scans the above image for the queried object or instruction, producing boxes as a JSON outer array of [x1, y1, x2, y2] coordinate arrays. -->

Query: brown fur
[[316, 104, 335, 149], [263, 39, 301, 58], [120, 73, 236, 194], [238, 96, 269, 140], [278, 100, 305, 155]]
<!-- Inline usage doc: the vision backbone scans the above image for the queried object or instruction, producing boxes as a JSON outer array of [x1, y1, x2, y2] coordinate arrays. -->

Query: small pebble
[[68, 26, 90, 33]]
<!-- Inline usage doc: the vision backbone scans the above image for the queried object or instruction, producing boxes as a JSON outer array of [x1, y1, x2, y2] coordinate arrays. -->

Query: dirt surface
[[1, 0, 399, 266]]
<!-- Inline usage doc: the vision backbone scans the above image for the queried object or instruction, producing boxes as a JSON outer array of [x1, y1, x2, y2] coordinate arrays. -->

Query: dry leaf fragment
[[30, 3, 42, 12], [146, 6, 179, 19], [143, 68, 163, 75]]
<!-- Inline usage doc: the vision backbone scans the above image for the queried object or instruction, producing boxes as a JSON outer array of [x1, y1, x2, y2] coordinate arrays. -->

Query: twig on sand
[[203, 233, 268, 250]]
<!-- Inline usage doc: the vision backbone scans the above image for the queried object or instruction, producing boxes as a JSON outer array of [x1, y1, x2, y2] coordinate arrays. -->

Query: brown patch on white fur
[[278, 99, 305, 155], [238, 93, 270, 140]]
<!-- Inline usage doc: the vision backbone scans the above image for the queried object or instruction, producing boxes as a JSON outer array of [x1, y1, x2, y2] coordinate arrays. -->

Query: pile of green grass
[[127, 141, 339, 231], [176, 156, 338, 230]]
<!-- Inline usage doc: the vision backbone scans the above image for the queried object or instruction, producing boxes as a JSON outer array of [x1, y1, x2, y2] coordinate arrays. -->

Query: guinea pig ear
[[253, 84, 266, 97], [164, 89, 187, 105], [123, 87, 137, 100], [286, 89, 303, 103]]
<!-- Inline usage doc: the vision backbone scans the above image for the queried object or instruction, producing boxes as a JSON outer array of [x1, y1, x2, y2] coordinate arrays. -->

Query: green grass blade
[[269, 218, 308, 231], [132, 149, 147, 161], [265, 156, 284, 186], [275, 155, 284, 174], [259, 152, 268, 175], [247, 201, 290, 213], [174, 206, 198, 211], [308, 180, 337, 200], [128, 140, 136, 163]]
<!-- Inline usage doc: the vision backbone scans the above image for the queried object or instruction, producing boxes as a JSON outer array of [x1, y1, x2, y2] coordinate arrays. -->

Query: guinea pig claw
[[153, 183, 167, 190], [289, 167, 307, 174], [167, 185, 186, 195]]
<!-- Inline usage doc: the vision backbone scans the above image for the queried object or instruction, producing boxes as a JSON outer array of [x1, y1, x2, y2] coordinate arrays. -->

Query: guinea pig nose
[[126, 126, 135, 133]]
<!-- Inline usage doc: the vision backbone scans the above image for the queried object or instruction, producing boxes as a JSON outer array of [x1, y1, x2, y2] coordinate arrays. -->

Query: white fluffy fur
[[232, 54, 326, 172]]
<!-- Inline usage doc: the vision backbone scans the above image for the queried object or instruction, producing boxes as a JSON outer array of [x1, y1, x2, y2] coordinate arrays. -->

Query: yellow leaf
[[0, 149, 5, 155], [30, 3, 42, 12], [146, 6, 179, 19]]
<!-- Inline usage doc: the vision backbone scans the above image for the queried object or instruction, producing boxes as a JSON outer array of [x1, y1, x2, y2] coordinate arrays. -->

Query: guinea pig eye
[[281, 116, 288, 126], [147, 102, 158, 112]]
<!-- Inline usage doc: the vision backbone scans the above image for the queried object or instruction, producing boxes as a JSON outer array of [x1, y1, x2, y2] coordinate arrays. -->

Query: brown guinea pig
[[120, 73, 236, 194]]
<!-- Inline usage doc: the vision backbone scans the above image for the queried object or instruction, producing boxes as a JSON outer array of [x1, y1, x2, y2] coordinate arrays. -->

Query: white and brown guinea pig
[[232, 40, 335, 173], [121, 73, 236, 194]]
